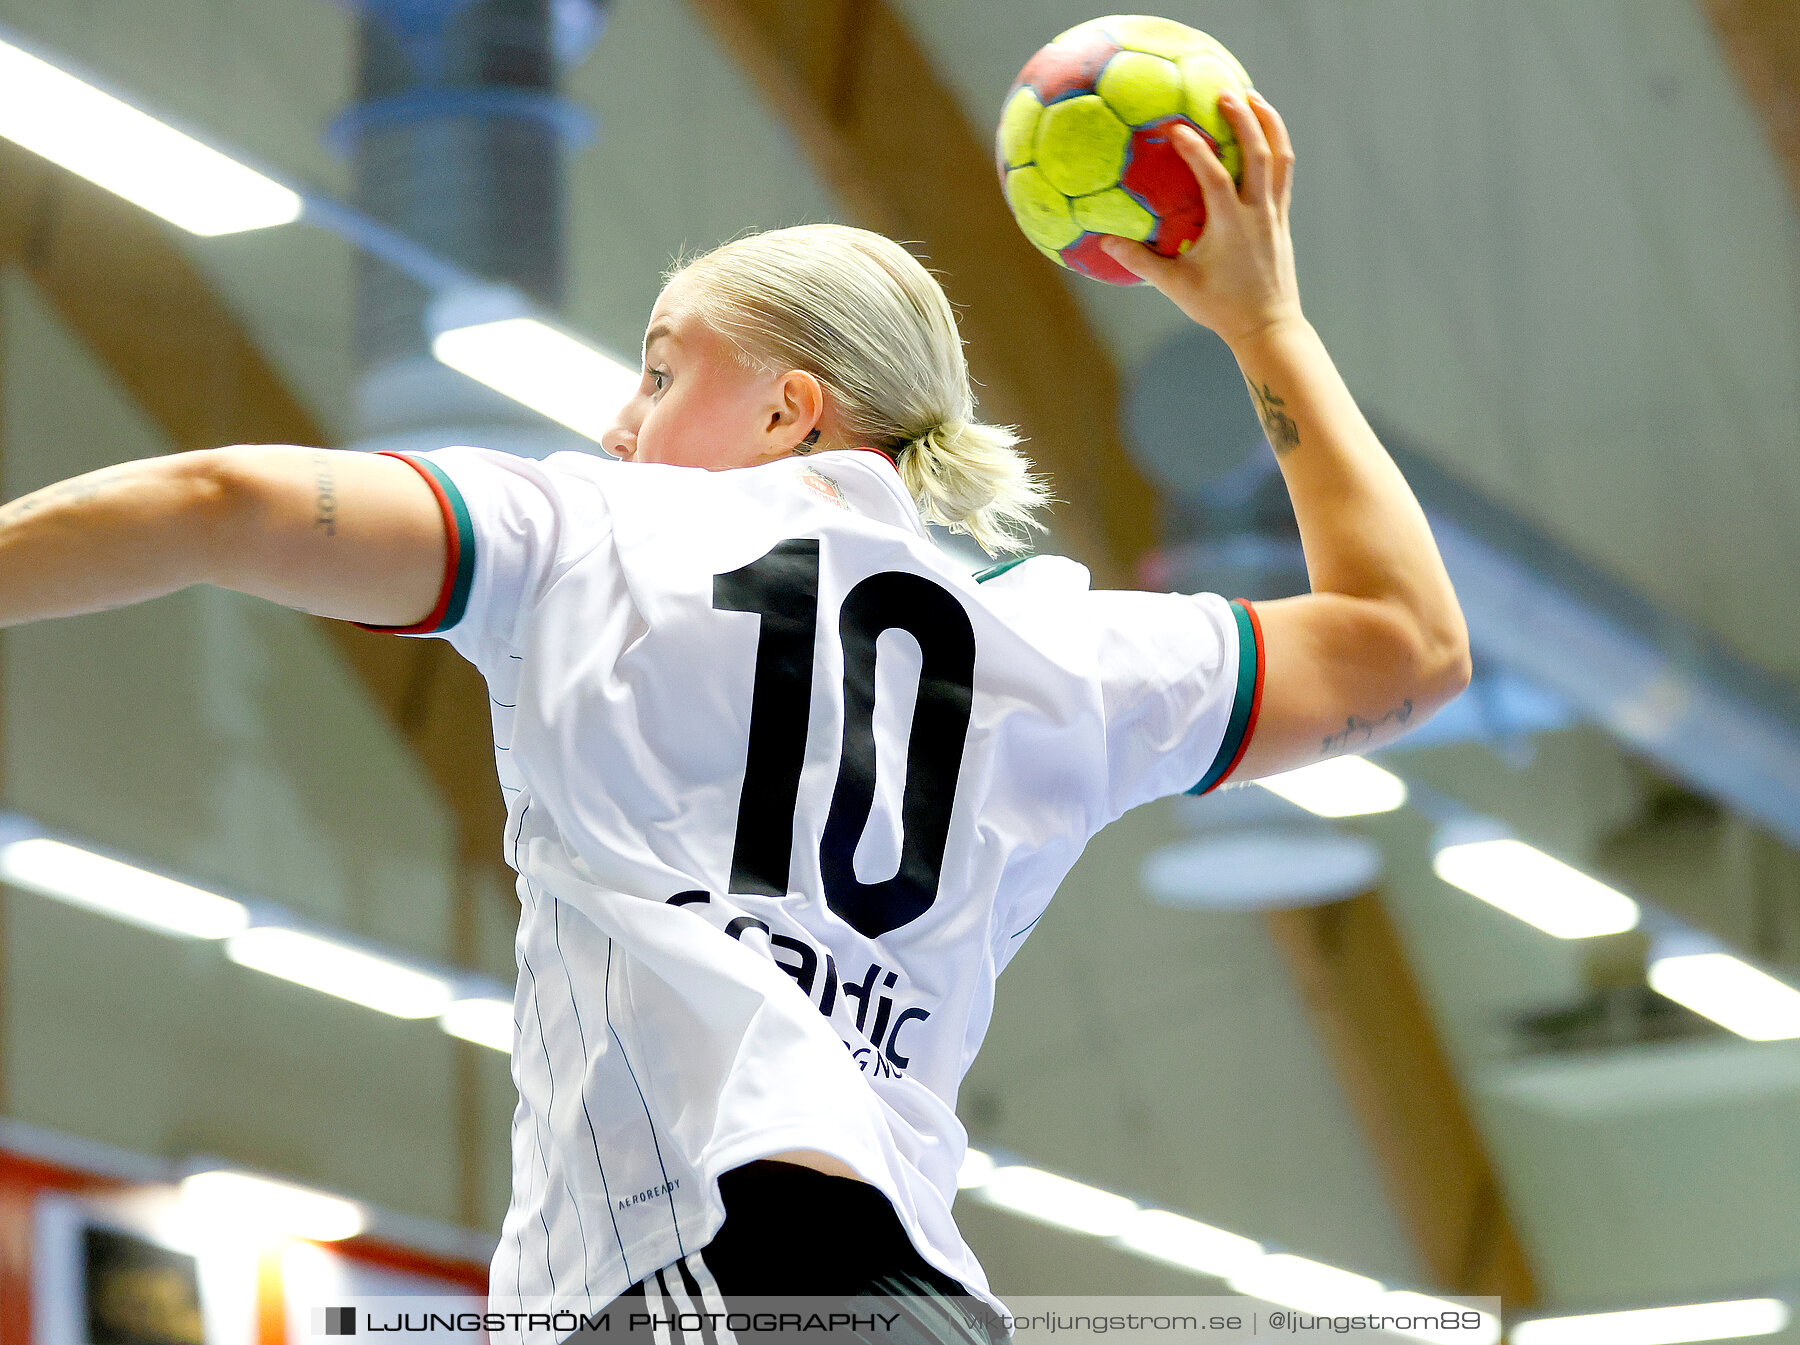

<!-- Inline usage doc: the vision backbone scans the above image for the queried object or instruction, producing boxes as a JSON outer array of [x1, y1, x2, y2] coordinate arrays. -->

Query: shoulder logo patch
[[798, 467, 850, 510]]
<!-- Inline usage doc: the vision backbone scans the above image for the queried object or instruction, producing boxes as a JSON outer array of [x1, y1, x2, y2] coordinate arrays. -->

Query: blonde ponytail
[[901, 419, 1045, 555], [668, 224, 1052, 555]]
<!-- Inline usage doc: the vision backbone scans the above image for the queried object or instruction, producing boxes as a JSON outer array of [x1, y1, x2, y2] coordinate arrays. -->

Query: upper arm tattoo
[[311, 451, 338, 537], [1321, 699, 1413, 755]]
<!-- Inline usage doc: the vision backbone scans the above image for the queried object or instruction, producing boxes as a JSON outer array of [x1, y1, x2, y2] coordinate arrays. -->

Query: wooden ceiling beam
[[1700, 0, 1800, 211], [0, 140, 509, 896], [685, 0, 1159, 583], [1265, 891, 1538, 1304]]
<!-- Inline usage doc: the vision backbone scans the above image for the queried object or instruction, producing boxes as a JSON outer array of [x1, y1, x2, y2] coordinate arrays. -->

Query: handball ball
[[996, 14, 1254, 285]]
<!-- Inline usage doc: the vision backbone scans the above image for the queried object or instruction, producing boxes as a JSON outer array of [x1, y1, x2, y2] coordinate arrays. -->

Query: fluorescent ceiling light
[[1509, 1297, 1790, 1345], [956, 1148, 995, 1191], [1648, 953, 1800, 1042], [0, 838, 247, 939], [439, 997, 514, 1052], [1382, 1291, 1501, 1344], [1433, 838, 1639, 938], [226, 927, 451, 1019], [0, 37, 300, 235], [959, 1152, 1499, 1336], [1228, 1252, 1385, 1316], [1112, 1209, 1262, 1278], [180, 1170, 364, 1242], [432, 317, 638, 443], [1257, 756, 1407, 816], [976, 1165, 1139, 1237], [1141, 830, 1384, 910]]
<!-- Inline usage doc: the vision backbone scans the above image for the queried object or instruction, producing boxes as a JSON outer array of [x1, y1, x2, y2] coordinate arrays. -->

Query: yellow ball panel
[[1072, 186, 1155, 240], [1178, 50, 1248, 180], [1035, 94, 1131, 197], [1004, 165, 1082, 250], [1105, 15, 1207, 58], [1033, 242, 1066, 267], [1095, 51, 1183, 127], [1195, 33, 1254, 90], [997, 86, 1043, 169], [1055, 16, 1254, 90]]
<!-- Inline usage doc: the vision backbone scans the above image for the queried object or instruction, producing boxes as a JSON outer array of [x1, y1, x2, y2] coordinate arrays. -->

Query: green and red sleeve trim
[[1188, 597, 1265, 796], [355, 451, 476, 636]]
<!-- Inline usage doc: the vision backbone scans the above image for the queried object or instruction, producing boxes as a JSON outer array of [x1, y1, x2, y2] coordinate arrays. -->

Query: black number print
[[713, 541, 975, 936], [820, 572, 976, 937], [713, 539, 821, 898]]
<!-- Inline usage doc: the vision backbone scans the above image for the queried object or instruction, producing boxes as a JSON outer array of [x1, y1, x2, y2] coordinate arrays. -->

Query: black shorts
[[561, 1160, 1006, 1344]]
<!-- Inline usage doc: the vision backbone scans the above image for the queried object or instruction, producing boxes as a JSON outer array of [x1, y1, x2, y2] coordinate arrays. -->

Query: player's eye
[[648, 368, 668, 395]]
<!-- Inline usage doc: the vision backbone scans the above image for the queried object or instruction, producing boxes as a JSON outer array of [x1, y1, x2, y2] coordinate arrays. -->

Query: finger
[[1099, 235, 1182, 288], [1169, 121, 1236, 222], [1248, 90, 1296, 212], [1218, 89, 1272, 204]]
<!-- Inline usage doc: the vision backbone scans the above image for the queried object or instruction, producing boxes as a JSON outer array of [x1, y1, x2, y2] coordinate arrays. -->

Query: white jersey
[[361, 445, 1263, 1339]]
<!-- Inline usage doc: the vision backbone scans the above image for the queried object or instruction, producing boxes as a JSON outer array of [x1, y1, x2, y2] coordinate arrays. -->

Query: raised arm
[[1104, 90, 1471, 781], [0, 447, 447, 628]]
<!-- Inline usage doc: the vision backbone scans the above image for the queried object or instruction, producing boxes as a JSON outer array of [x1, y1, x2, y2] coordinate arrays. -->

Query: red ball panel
[[1014, 30, 1120, 104], [1059, 232, 1142, 286], [1122, 116, 1216, 257]]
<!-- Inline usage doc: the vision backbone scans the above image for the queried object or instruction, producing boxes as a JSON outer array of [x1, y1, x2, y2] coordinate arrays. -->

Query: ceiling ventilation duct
[[330, 0, 607, 458], [1127, 326, 1800, 850], [1395, 437, 1800, 852], [1127, 324, 1574, 761]]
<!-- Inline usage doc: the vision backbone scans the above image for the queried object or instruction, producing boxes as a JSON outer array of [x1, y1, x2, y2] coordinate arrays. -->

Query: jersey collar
[[844, 445, 900, 468], [814, 446, 925, 537]]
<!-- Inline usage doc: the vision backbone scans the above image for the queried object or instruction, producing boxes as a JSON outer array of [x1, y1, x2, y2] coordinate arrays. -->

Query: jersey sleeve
[[1086, 588, 1265, 816], [354, 445, 585, 662]]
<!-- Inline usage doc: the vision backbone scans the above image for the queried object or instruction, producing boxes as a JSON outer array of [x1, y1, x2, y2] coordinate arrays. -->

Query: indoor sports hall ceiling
[[2, 0, 1799, 1336]]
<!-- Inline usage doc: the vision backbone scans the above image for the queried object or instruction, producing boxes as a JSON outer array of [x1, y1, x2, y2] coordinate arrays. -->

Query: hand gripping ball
[[996, 14, 1254, 285]]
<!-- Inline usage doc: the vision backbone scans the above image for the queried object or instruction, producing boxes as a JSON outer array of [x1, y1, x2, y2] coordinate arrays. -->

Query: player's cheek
[[635, 392, 675, 456], [666, 398, 722, 467]]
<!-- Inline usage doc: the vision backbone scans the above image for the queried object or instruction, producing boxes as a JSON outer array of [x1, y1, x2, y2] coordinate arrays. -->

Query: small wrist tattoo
[[1246, 379, 1301, 455]]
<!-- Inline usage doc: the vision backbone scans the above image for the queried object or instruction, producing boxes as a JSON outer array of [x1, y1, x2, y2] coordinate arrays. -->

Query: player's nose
[[600, 421, 634, 461]]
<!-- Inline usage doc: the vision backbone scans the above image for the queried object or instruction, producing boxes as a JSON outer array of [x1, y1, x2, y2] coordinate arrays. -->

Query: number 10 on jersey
[[713, 539, 977, 939]]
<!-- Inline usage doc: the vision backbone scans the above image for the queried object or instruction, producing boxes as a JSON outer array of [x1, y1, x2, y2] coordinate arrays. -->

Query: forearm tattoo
[[0, 495, 41, 528], [1246, 378, 1301, 455], [1321, 699, 1413, 755], [311, 451, 338, 537], [0, 465, 137, 527]]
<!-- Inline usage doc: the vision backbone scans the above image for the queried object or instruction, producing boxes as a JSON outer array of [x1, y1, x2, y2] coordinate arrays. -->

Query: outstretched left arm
[[0, 446, 446, 628]]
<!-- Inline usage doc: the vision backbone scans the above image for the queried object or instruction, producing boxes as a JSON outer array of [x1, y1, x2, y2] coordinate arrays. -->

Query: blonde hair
[[666, 224, 1051, 555]]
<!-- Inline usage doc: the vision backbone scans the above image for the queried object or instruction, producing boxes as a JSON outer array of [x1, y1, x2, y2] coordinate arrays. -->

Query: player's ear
[[771, 369, 826, 453]]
